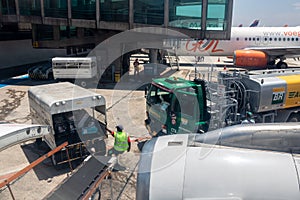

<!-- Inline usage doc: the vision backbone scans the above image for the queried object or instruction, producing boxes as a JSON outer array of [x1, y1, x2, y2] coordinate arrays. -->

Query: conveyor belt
[[45, 155, 114, 200]]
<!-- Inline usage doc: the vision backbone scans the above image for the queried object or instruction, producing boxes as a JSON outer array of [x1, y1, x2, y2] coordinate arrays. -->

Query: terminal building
[[0, 0, 233, 81]]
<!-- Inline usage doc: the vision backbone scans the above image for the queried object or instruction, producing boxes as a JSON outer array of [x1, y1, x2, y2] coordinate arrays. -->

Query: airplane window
[[249, 38, 251, 41], [253, 38, 255, 41], [264, 37, 267, 41], [283, 38, 286, 41], [296, 38, 299, 41], [245, 38, 247, 41], [292, 38, 294, 41], [256, 38, 259, 41], [236, 37, 239, 41], [278, 38, 281, 41], [274, 38, 277, 41], [287, 38, 290, 41], [269, 38, 272, 41]]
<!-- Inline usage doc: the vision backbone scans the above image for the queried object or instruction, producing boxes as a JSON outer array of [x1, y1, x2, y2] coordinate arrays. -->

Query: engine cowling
[[234, 50, 268, 68]]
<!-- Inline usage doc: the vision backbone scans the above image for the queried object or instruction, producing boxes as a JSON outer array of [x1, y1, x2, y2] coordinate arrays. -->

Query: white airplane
[[170, 26, 300, 69]]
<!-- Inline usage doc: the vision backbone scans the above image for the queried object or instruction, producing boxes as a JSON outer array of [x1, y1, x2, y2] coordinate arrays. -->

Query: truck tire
[[80, 81, 87, 88], [287, 114, 300, 122], [276, 61, 288, 69]]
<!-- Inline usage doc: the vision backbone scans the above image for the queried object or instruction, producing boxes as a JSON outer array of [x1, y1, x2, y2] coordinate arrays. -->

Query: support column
[[67, 0, 72, 26], [149, 49, 158, 63], [14, 0, 19, 20], [40, 0, 45, 23], [0, 0, 3, 26], [164, 0, 169, 27], [201, 0, 207, 38], [129, 0, 133, 29], [96, 0, 100, 28]]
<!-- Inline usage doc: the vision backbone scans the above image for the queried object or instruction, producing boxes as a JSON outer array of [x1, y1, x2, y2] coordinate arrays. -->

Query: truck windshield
[[147, 85, 172, 107], [174, 89, 200, 117]]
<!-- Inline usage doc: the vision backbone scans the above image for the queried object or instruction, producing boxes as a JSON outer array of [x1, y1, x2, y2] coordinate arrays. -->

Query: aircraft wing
[[244, 46, 300, 57], [0, 123, 50, 151]]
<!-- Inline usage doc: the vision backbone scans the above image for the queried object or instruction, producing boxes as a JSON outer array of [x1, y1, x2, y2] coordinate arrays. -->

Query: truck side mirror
[[144, 85, 148, 97]]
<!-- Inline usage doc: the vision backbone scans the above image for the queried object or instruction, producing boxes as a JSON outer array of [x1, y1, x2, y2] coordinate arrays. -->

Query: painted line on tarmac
[[0, 75, 29, 89]]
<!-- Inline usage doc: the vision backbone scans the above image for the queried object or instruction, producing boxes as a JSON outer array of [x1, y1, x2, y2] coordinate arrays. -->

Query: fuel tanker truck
[[145, 68, 300, 135]]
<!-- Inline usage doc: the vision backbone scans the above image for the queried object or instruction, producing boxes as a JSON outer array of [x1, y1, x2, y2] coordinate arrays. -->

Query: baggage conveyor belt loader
[[28, 82, 108, 168]]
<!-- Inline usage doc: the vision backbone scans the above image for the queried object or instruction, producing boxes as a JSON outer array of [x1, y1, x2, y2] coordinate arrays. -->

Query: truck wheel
[[276, 61, 288, 69], [287, 114, 300, 122], [48, 73, 54, 80], [80, 81, 87, 88]]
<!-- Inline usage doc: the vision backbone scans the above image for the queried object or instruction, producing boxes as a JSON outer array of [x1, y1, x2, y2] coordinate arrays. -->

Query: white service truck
[[28, 82, 107, 167], [52, 57, 98, 87]]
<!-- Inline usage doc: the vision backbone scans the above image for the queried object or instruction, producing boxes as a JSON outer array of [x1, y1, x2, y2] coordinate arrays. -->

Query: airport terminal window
[[169, 0, 202, 29], [100, 0, 128, 22], [72, 0, 96, 20], [1, 0, 16, 14], [19, 0, 41, 16], [44, 0, 68, 18], [206, 0, 228, 31], [134, 1, 164, 25]]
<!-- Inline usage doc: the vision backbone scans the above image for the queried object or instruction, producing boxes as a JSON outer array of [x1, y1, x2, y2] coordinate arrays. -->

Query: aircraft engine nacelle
[[234, 50, 268, 68], [137, 123, 300, 200]]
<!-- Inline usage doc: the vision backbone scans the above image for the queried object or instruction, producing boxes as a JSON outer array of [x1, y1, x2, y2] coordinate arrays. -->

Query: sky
[[232, 0, 300, 27]]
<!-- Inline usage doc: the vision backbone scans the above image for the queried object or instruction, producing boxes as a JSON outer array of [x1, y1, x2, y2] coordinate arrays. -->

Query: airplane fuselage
[[174, 27, 300, 57]]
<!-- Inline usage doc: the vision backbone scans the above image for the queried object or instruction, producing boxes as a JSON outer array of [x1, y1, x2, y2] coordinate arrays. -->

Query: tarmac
[[0, 56, 300, 199], [0, 57, 194, 200]]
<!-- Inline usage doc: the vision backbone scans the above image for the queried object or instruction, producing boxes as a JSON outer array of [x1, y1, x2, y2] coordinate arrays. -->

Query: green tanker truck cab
[[145, 77, 210, 135]]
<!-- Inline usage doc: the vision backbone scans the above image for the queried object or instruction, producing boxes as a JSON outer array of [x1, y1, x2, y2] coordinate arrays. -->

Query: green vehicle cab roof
[[152, 77, 199, 91]]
